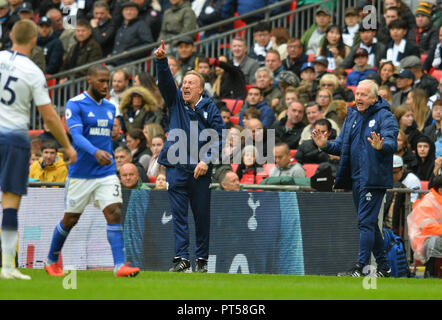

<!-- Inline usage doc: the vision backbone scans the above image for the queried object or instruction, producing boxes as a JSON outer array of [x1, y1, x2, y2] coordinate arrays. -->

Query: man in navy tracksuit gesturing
[[312, 80, 399, 277], [154, 41, 225, 272]]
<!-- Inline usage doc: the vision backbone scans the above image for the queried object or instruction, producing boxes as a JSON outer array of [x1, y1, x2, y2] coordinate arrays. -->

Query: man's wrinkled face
[[306, 105, 322, 124], [355, 83, 376, 113], [181, 74, 203, 105], [255, 70, 272, 90], [115, 151, 131, 170], [286, 101, 304, 125], [221, 172, 240, 191], [120, 165, 139, 189], [265, 52, 281, 72]]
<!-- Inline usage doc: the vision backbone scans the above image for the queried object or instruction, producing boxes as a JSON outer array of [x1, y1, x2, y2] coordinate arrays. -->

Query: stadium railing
[[29, 0, 384, 129]]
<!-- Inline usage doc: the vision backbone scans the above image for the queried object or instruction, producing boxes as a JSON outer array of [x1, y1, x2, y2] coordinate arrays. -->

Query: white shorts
[[64, 175, 122, 213]]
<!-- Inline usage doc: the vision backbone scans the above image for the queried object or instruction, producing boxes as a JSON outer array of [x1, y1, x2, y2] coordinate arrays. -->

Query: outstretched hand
[[311, 128, 328, 149], [367, 131, 384, 150], [154, 40, 167, 60]]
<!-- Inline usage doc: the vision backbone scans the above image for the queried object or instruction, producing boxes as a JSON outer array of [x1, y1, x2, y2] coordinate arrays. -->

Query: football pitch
[[0, 269, 441, 300]]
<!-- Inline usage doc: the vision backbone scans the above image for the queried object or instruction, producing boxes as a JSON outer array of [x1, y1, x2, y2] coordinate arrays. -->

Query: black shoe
[[195, 258, 208, 273], [337, 263, 365, 277], [375, 266, 392, 278], [169, 257, 191, 272]]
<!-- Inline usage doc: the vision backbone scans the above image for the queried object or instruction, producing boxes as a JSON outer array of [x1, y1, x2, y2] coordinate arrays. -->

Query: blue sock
[[47, 221, 69, 264], [2, 208, 18, 230], [106, 224, 125, 268]]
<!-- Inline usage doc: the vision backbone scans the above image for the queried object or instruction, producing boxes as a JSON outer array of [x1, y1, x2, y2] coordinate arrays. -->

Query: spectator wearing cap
[[385, 19, 420, 67], [282, 37, 308, 78], [383, 154, 421, 235], [158, 0, 197, 42], [111, 1, 154, 66], [301, 6, 332, 55], [90, 1, 117, 57], [342, 7, 360, 48], [277, 71, 300, 94], [175, 36, 204, 73], [392, 69, 415, 108], [423, 25, 442, 72], [297, 62, 315, 103], [401, 55, 439, 98], [230, 37, 260, 84], [311, 55, 329, 99], [413, 3, 438, 54], [239, 86, 275, 129], [37, 16, 64, 74], [264, 49, 286, 88], [346, 48, 377, 86], [341, 23, 387, 69]]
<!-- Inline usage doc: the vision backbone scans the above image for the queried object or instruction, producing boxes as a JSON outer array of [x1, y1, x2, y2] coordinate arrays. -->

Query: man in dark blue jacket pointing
[[154, 40, 225, 273], [313, 79, 399, 277]]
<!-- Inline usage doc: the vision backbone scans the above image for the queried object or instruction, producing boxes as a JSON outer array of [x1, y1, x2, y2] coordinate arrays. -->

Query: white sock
[[1, 230, 18, 269]]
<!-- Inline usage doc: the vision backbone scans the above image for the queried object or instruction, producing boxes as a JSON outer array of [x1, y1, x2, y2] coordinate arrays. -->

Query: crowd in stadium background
[[1, 0, 442, 274]]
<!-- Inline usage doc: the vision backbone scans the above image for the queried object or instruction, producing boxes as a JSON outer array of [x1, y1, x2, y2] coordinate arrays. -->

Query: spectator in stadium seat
[[110, 1, 154, 66], [219, 106, 233, 130], [109, 69, 130, 117], [378, 60, 397, 93], [311, 55, 329, 99], [409, 134, 436, 181], [301, 6, 331, 55], [341, 23, 386, 70], [395, 128, 418, 170], [167, 55, 183, 87], [269, 142, 305, 178], [249, 22, 273, 67], [333, 68, 356, 101], [154, 169, 167, 190], [60, 19, 103, 79], [146, 134, 165, 177], [271, 100, 306, 150], [320, 73, 354, 103], [197, 57, 214, 97], [158, 0, 197, 42], [119, 86, 159, 133], [394, 104, 424, 153], [406, 88, 431, 131], [114, 145, 149, 183], [230, 37, 260, 84], [282, 38, 308, 78], [29, 139, 68, 183], [112, 117, 126, 151], [275, 86, 299, 119], [422, 99, 442, 143], [408, 174, 442, 278], [385, 19, 420, 68], [299, 102, 340, 146], [342, 7, 360, 48], [423, 25, 442, 72], [315, 88, 333, 120], [385, 0, 416, 29], [239, 86, 275, 129], [175, 36, 203, 74], [297, 62, 315, 103], [125, 128, 152, 172], [346, 48, 377, 86], [17, 2, 46, 72], [120, 163, 151, 190], [378, 85, 393, 106], [295, 118, 333, 165], [90, 1, 116, 57], [0, 0, 15, 50], [383, 154, 421, 235], [38, 0, 62, 18], [129, 0, 162, 42], [401, 55, 439, 99], [413, 3, 438, 55], [242, 107, 260, 128], [255, 67, 282, 110], [30, 149, 42, 166], [428, 81, 442, 110], [265, 49, 286, 88], [218, 170, 241, 191], [271, 27, 290, 61], [377, 6, 415, 46], [235, 145, 265, 184], [37, 16, 64, 74], [392, 69, 415, 109], [317, 24, 350, 71], [46, 8, 76, 58], [211, 55, 247, 101]]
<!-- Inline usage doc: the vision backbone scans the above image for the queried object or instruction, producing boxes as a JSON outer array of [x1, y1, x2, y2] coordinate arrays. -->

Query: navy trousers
[[166, 166, 212, 260], [352, 181, 389, 269]]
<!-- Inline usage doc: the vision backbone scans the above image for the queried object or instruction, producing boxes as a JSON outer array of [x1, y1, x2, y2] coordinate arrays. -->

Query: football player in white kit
[[0, 20, 77, 280]]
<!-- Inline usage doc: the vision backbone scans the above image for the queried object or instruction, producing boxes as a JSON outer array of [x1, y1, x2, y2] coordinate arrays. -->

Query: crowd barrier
[[11, 187, 363, 275]]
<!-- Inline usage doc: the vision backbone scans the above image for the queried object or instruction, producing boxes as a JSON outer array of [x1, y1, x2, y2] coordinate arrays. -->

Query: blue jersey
[[65, 92, 116, 179]]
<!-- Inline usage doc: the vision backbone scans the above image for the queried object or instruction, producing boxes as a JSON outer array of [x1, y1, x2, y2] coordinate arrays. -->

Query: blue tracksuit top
[[155, 58, 225, 171], [323, 97, 399, 190]]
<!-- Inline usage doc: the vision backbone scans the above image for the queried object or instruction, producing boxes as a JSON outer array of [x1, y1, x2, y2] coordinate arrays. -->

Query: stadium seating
[[230, 116, 239, 125], [245, 84, 254, 93], [148, 176, 157, 183], [431, 70, 442, 82], [223, 99, 243, 115], [29, 129, 44, 136], [307, 54, 315, 62], [290, 149, 297, 163], [303, 163, 319, 177], [347, 86, 357, 96], [420, 180, 429, 190], [345, 69, 353, 75], [233, 12, 247, 38], [421, 54, 428, 66]]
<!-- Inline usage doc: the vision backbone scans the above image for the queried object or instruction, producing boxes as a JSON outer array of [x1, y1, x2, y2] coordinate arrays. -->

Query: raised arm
[[154, 40, 180, 109]]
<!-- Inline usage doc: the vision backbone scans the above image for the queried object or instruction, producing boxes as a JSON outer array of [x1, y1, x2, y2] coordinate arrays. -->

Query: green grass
[[0, 269, 441, 300]]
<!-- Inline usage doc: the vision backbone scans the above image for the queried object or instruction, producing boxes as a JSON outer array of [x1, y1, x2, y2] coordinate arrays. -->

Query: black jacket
[[282, 52, 308, 77], [92, 18, 117, 57], [295, 139, 329, 165], [213, 60, 247, 100], [423, 42, 442, 72], [37, 32, 64, 75], [271, 116, 305, 150], [414, 73, 439, 99], [414, 25, 438, 54], [111, 17, 154, 65], [340, 41, 387, 69]]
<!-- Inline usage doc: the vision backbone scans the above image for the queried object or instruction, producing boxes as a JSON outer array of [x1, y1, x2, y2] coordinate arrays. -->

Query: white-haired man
[[312, 80, 399, 277]]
